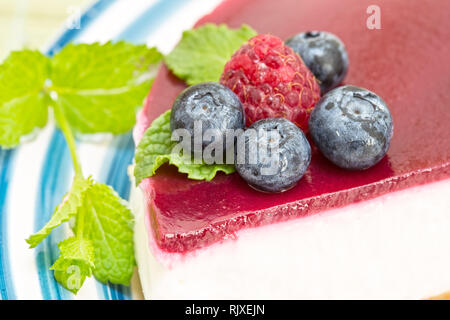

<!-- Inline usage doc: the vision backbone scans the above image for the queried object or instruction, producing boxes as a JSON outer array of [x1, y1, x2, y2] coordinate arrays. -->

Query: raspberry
[[220, 34, 321, 131]]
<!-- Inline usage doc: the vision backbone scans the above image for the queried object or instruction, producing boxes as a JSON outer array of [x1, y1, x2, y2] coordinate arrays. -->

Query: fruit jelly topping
[[136, 0, 450, 253]]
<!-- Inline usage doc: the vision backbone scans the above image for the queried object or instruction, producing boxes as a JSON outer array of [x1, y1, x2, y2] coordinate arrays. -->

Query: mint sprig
[[165, 24, 257, 85], [134, 110, 235, 185], [0, 41, 162, 294]]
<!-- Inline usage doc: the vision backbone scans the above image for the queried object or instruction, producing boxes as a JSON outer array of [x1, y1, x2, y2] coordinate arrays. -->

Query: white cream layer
[[130, 175, 450, 299]]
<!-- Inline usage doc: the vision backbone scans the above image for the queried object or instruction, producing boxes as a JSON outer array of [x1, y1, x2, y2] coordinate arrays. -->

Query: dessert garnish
[[170, 82, 245, 163], [309, 85, 393, 170], [134, 109, 235, 185], [235, 118, 311, 192], [220, 34, 321, 131], [135, 25, 392, 192], [165, 24, 257, 85], [286, 31, 349, 94]]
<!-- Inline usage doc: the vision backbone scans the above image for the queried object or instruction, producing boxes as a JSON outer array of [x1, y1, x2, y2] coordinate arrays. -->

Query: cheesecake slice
[[131, 0, 450, 299]]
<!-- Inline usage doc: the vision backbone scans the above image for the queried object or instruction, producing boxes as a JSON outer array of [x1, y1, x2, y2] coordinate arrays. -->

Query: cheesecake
[[130, 0, 450, 299]]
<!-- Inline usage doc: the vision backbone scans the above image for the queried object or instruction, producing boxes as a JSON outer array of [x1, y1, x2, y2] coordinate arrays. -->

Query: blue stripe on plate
[[95, 0, 193, 300], [0, 149, 16, 300], [35, 131, 72, 300], [34, 0, 118, 300], [117, 0, 189, 42]]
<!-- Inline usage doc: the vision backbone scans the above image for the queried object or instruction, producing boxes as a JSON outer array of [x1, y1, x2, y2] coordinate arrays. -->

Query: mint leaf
[[0, 50, 50, 148], [134, 110, 235, 185], [0, 42, 165, 293], [0, 43, 162, 145], [28, 177, 135, 291], [26, 176, 92, 248], [50, 42, 162, 134], [28, 176, 135, 291], [76, 182, 135, 285], [165, 24, 257, 85], [51, 237, 95, 294]]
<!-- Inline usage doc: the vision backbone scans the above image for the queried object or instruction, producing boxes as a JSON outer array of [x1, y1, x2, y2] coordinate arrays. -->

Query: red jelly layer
[[139, 0, 450, 253]]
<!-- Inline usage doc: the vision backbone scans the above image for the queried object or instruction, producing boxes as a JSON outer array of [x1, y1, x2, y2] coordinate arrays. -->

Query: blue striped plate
[[0, 0, 223, 300]]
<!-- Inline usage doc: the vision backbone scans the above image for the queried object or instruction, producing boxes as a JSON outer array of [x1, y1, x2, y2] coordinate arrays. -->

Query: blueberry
[[286, 31, 349, 94], [235, 118, 311, 193], [309, 85, 393, 170], [170, 82, 245, 162]]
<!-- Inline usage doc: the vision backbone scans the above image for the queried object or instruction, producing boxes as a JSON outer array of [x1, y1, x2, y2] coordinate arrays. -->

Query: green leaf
[[0, 50, 50, 148], [51, 237, 95, 294], [134, 110, 235, 185], [50, 42, 162, 134], [29, 177, 135, 292], [26, 175, 92, 248], [165, 24, 257, 85], [76, 182, 135, 285], [4, 42, 166, 293]]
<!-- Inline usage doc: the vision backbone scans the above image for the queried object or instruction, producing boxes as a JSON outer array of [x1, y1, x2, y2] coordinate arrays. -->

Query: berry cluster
[[170, 31, 393, 192]]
